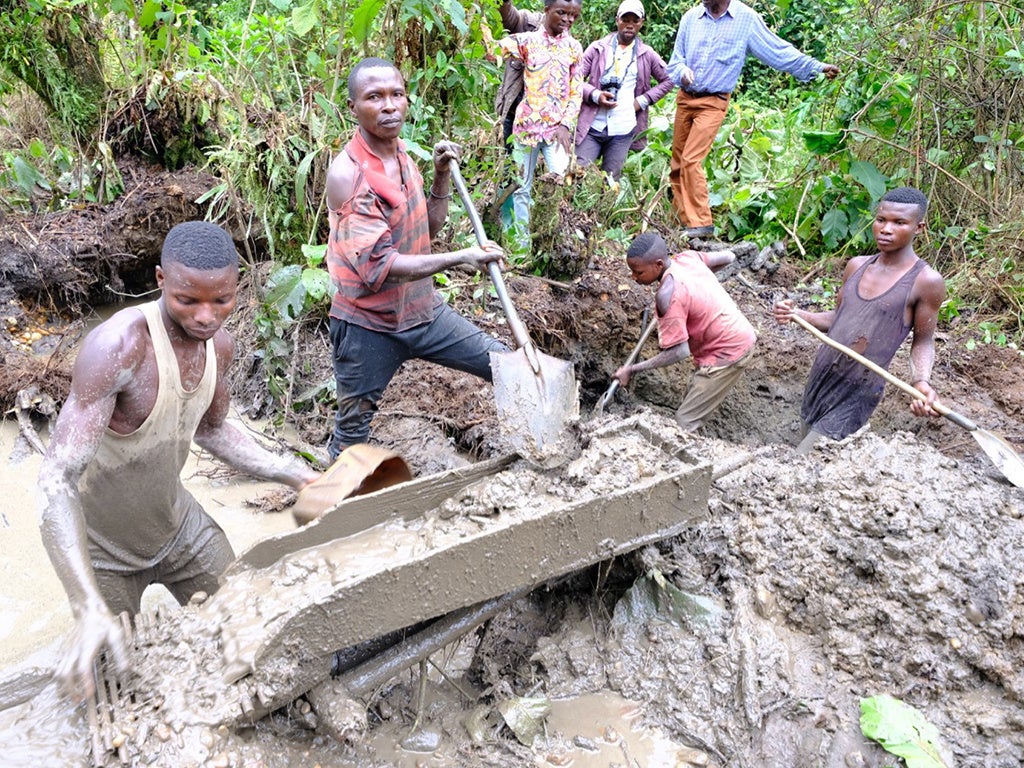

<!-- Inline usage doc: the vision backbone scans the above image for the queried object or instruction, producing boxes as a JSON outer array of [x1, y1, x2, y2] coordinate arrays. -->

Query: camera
[[600, 76, 621, 100]]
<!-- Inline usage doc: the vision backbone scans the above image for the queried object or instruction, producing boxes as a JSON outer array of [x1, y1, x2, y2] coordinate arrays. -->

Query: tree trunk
[[0, 3, 107, 142]]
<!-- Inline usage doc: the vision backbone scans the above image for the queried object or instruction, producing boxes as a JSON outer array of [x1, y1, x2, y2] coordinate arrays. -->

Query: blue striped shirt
[[667, 0, 823, 93]]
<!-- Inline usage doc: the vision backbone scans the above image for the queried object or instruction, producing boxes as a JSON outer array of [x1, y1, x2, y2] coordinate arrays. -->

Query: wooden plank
[[207, 423, 710, 716]]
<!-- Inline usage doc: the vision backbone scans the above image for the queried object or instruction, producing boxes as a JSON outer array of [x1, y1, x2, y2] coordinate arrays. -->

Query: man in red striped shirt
[[325, 57, 508, 459]]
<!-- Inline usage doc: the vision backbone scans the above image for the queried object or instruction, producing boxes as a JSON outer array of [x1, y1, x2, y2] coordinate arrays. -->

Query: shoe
[[683, 225, 715, 239]]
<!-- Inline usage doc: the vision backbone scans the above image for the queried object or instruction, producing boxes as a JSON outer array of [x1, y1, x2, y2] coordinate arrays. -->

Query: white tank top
[[80, 300, 217, 570]]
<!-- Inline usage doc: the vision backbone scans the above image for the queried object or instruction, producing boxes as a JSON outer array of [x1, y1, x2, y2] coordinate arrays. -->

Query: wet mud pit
[[3, 188, 1024, 766]]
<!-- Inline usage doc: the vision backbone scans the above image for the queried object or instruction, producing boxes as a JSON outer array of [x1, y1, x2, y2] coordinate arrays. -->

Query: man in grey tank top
[[37, 222, 321, 703], [772, 187, 947, 453]]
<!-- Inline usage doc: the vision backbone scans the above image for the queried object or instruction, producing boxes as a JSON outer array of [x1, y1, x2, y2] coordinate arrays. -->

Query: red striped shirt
[[328, 137, 439, 332]]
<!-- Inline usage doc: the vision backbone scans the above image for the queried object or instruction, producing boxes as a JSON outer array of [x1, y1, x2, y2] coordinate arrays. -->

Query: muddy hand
[[772, 299, 796, 324], [58, 600, 128, 704], [613, 364, 632, 388], [432, 141, 461, 173], [910, 381, 941, 418], [465, 240, 505, 271]]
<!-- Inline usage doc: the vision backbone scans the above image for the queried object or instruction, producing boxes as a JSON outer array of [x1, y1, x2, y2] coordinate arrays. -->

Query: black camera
[[600, 76, 621, 100]]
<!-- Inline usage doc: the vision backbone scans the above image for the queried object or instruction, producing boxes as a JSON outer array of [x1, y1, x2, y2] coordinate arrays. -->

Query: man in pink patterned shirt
[[486, 0, 583, 246]]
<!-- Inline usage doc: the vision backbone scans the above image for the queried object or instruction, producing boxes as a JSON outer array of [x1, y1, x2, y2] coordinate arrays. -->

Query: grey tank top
[[80, 301, 217, 570], [801, 255, 925, 440]]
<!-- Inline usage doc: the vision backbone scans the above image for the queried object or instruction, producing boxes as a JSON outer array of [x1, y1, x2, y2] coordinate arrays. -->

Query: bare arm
[[614, 278, 691, 386], [703, 249, 735, 273], [907, 267, 946, 416], [192, 333, 319, 489], [37, 317, 144, 701], [425, 141, 458, 238], [772, 257, 865, 331], [613, 342, 691, 388]]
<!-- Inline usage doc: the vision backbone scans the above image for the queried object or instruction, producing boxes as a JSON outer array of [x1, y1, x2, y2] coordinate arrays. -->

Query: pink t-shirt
[[657, 252, 756, 367]]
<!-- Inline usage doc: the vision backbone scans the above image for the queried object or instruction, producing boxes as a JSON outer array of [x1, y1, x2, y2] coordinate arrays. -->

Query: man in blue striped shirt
[[667, 0, 840, 239]]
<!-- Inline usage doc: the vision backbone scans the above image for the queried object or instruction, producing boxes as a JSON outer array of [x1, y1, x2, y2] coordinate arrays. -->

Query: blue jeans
[[575, 126, 634, 180], [505, 140, 571, 238], [328, 302, 508, 457]]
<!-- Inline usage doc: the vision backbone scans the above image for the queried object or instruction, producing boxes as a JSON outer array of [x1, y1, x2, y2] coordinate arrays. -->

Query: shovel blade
[[491, 348, 579, 468], [971, 428, 1024, 488]]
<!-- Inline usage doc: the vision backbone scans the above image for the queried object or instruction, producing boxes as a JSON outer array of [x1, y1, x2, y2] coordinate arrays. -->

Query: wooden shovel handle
[[596, 315, 657, 411], [789, 313, 977, 431]]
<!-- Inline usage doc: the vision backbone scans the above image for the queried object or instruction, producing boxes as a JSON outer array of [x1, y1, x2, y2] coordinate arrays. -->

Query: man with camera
[[575, 0, 673, 180]]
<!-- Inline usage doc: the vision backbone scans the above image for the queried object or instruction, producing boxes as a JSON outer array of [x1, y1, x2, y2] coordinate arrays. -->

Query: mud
[[4, 170, 1024, 766]]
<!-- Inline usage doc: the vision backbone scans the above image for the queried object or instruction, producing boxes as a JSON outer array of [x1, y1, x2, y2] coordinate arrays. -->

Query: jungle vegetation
[[1, 0, 1022, 383]]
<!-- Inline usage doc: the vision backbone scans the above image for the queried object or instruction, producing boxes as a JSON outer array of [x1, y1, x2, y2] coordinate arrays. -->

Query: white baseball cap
[[616, 0, 645, 19]]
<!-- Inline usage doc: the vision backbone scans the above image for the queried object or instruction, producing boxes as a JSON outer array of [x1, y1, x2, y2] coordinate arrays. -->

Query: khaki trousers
[[675, 344, 754, 432], [669, 90, 731, 227]]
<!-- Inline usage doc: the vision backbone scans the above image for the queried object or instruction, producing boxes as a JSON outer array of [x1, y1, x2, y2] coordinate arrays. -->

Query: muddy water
[[0, 413, 703, 767], [0, 416, 298, 673]]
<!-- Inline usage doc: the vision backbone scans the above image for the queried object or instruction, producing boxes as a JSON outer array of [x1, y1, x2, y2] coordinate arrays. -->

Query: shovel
[[594, 311, 657, 415], [449, 160, 579, 467], [791, 313, 1024, 488]]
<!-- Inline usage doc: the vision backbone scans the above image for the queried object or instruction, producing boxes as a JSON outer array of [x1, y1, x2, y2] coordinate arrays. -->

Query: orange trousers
[[669, 90, 731, 228]]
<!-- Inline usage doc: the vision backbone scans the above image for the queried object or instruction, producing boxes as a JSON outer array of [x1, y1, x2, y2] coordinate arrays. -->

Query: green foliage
[[1, 137, 122, 207], [0, 1, 106, 140], [860, 694, 949, 768], [3, 0, 1024, 394], [255, 243, 332, 407]]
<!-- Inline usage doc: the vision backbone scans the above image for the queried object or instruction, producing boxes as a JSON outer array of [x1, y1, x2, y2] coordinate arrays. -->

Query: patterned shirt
[[667, 0, 824, 93], [497, 29, 583, 147], [327, 134, 439, 332]]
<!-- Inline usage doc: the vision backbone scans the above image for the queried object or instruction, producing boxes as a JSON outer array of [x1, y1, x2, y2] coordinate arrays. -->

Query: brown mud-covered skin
[[35, 247, 319, 706]]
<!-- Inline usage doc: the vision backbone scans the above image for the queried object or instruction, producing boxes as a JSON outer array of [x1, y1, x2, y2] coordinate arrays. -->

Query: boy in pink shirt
[[614, 231, 756, 430]]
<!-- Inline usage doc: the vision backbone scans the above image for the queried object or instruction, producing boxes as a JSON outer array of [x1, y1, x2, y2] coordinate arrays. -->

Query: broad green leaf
[[747, 135, 773, 155], [264, 264, 306, 320], [300, 243, 328, 267], [139, 0, 160, 27], [444, 0, 468, 35], [291, 0, 319, 37], [860, 695, 948, 768], [802, 130, 845, 155], [850, 160, 887, 201], [350, 0, 386, 44], [12, 156, 48, 195], [821, 206, 849, 247], [301, 267, 332, 302]]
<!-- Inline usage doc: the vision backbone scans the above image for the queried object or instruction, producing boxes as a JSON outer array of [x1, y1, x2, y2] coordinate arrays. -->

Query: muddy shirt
[[658, 252, 757, 367], [79, 301, 217, 571], [801, 255, 925, 439]]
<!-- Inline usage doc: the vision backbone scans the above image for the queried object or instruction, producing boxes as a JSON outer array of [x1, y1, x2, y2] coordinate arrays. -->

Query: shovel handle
[[596, 314, 658, 413], [449, 159, 538, 367], [789, 314, 977, 431]]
